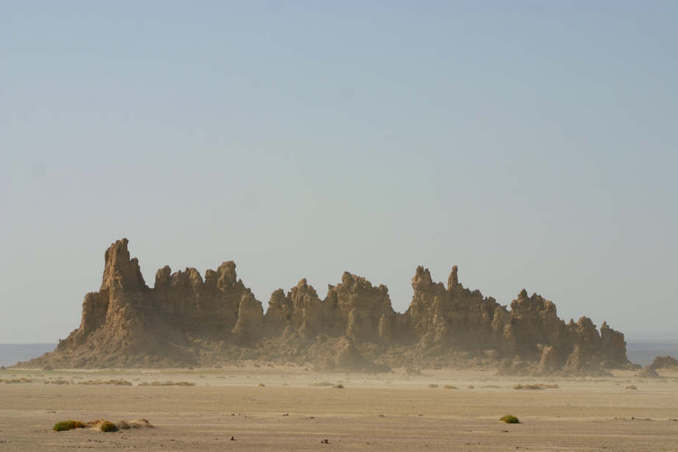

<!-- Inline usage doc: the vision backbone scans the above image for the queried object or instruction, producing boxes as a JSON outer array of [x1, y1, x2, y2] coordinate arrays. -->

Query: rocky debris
[[649, 355, 678, 370], [22, 239, 631, 373]]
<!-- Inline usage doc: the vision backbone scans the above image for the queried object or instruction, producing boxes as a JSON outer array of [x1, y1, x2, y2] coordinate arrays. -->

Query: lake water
[[0, 344, 55, 367], [626, 342, 678, 366], [1, 342, 676, 368]]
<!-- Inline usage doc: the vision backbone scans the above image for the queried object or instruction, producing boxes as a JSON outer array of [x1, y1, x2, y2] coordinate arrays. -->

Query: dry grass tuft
[[55, 418, 153, 433], [79, 379, 132, 386], [129, 418, 154, 428], [45, 379, 70, 385], [117, 418, 154, 430], [117, 420, 130, 430], [443, 385, 458, 390], [0, 378, 32, 384], [513, 383, 559, 390], [138, 381, 195, 386]]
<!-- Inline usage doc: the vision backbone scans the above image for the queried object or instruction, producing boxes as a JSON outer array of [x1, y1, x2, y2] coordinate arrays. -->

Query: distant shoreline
[[0, 343, 56, 367]]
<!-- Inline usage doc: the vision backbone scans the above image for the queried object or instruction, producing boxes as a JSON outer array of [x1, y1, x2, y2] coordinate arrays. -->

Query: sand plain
[[1, 366, 677, 451]]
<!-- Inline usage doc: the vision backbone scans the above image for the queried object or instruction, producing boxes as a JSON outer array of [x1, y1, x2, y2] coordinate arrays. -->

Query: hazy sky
[[1, 1, 677, 343]]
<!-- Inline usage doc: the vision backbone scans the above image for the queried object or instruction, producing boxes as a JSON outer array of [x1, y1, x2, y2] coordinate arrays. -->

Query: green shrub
[[53, 420, 86, 432], [99, 421, 118, 432], [500, 415, 520, 424]]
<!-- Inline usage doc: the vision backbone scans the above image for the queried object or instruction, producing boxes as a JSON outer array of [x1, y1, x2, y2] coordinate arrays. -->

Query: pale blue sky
[[1, 1, 677, 343]]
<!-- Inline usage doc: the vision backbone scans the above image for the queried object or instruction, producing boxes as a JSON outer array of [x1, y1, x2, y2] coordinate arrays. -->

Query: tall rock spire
[[101, 238, 146, 291], [447, 265, 459, 290]]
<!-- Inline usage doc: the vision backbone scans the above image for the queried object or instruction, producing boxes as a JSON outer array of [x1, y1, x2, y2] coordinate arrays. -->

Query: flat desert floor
[[1, 366, 677, 451]]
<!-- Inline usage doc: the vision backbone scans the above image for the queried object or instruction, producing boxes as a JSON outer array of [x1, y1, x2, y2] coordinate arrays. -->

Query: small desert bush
[[79, 379, 132, 386], [311, 381, 333, 387], [53, 420, 86, 432], [117, 420, 130, 430], [130, 418, 153, 428], [625, 384, 638, 390], [0, 378, 32, 384], [98, 421, 118, 432], [500, 415, 520, 424], [428, 383, 439, 388], [139, 380, 195, 386], [116, 418, 153, 430], [443, 385, 458, 390], [513, 383, 559, 390], [333, 384, 344, 389]]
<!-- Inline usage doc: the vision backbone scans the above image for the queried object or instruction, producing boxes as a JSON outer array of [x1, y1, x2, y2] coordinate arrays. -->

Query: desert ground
[[1, 365, 677, 451]]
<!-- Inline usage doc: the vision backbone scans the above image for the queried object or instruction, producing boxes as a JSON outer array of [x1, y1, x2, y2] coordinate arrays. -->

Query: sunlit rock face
[[27, 239, 630, 372]]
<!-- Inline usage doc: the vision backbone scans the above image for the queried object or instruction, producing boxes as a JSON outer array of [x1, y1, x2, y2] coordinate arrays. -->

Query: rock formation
[[649, 355, 678, 370], [23, 239, 631, 373]]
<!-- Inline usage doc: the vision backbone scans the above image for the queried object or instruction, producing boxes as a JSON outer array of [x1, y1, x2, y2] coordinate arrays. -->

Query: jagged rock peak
[[338, 272, 388, 294], [216, 261, 238, 290], [412, 265, 433, 288], [154, 265, 171, 289], [447, 265, 459, 290], [101, 238, 146, 291], [295, 278, 312, 290]]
